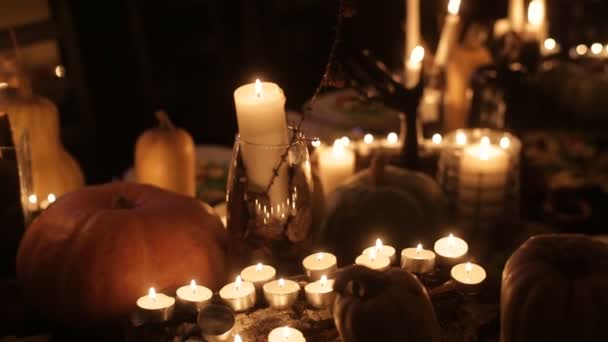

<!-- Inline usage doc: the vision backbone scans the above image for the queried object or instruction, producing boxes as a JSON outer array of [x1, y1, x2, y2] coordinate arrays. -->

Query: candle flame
[[149, 287, 157, 301], [316, 253, 324, 262], [480, 136, 491, 146], [416, 244, 423, 255], [234, 334, 242, 342], [332, 139, 346, 156], [363, 133, 374, 145], [591, 43, 603, 55], [320, 275, 328, 286], [576, 44, 588, 56], [375, 238, 383, 251], [387, 132, 399, 145], [409, 45, 425, 64], [447, 0, 461, 15], [312, 138, 321, 148], [190, 279, 197, 293], [279, 278, 285, 287], [254, 79, 262, 98], [432, 133, 443, 145], [256, 263, 263, 272], [465, 262, 473, 273], [47, 193, 56, 204], [456, 131, 467, 145], [282, 327, 291, 338], [28, 194, 37, 204], [500, 137, 511, 149], [235, 276, 242, 291], [340, 136, 351, 147], [527, 0, 544, 26], [369, 249, 377, 261], [448, 234, 455, 247], [544, 38, 556, 51]]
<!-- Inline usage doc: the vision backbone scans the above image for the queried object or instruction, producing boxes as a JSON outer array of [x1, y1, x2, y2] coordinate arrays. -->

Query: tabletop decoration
[[362, 238, 397, 265], [135, 287, 175, 324], [263, 278, 301, 309], [304, 275, 335, 309], [220, 276, 256, 312], [302, 252, 338, 281], [176, 280, 213, 313], [401, 243, 436, 273]]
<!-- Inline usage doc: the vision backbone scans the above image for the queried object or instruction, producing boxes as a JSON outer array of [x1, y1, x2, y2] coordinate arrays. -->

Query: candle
[[199, 304, 237, 341], [418, 88, 442, 124], [219, 276, 256, 312], [362, 239, 397, 264], [268, 326, 306, 342], [382, 132, 401, 154], [234, 334, 242, 342], [136, 287, 175, 323], [401, 244, 436, 274], [358, 133, 375, 157], [405, 45, 425, 89], [526, 0, 546, 42], [233, 79, 289, 212], [263, 278, 300, 309], [455, 130, 468, 146], [39, 193, 56, 210], [317, 139, 355, 196], [435, 0, 461, 68], [493, 18, 512, 38], [176, 280, 213, 311], [509, 0, 525, 33], [26, 194, 38, 212], [405, 0, 421, 70], [590, 43, 604, 57], [541, 38, 559, 56], [305, 275, 335, 309], [451, 262, 486, 286], [355, 249, 390, 271], [302, 252, 337, 281], [434, 234, 468, 265], [240, 263, 276, 289]]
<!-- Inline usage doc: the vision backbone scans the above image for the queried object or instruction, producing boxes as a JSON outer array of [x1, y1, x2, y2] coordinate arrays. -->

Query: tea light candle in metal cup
[[176, 280, 213, 312], [362, 238, 396, 265], [263, 278, 300, 309], [240, 263, 276, 289], [433, 234, 468, 265], [305, 275, 335, 309], [268, 326, 306, 342], [136, 287, 175, 323], [303, 252, 337, 281], [219, 276, 256, 312], [198, 304, 236, 342], [451, 262, 486, 292], [355, 249, 390, 271], [401, 244, 436, 274]]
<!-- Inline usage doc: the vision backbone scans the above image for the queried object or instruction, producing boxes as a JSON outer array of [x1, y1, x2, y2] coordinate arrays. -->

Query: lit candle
[[39, 193, 57, 210], [176, 280, 213, 311], [355, 249, 391, 271], [590, 43, 604, 58], [526, 0, 546, 42], [509, 0, 525, 33], [541, 38, 559, 56], [451, 262, 486, 286], [268, 326, 306, 342], [219, 276, 256, 312], [455, 130, 468, 146], [434, 234, 468, 265], [358, 133, 375, 156], [405, 0, 421, 73], [234, 334, 242, 342], [233, 79, 289, 212], [302, 252, 338, 281], [136, 287, 175, 323], [263, 278, 300, 309], [317, 139, 355, 196], [240, 263, 276, 289], [305, 275, 335, 309], [405, 45, 425, 89], [401, 244, 436, 274], [418, 88, 442, 124], [362, 239, 396, 265], [435, 0, 462, 68], [27, 194, 38, 212]]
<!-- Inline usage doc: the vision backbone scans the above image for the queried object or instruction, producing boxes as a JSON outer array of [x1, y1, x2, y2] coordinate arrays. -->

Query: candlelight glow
[[311, 138, 321, 148], [279, 278, 285, 287], [149, 287, 157, 300], [234, 334, 242, 342], [410, 45, 425, 64], [576, 44, 588, 56], [369, 249, 377, 261], [387, 132, 399, 144], [363, 133, 374, 145], [448, 234, 455, 246], [256, 263, 263, 272], [316, 253, 324, 261], [527, 0, 544, 26], [465, 262, 473, 273], [320, 275, 328, 286], [591, 43, 603, 55], [332, 139, 346, 157], [375, 238, 383, 250], [0, 82, 8, 89], [282, 327, 291, 338], [340, 136, 351, 147], [432, 133, 443, 145], [47, 193, 56, 204], [543, 38, 556, 51], [235, 276, 243, 290], [480, 136, 491, 146], [500, 137, 511, 149], [456, 131, 467, 145], [28, 194, 37, 204], [54, 65, 65, 78], [254, 79, 262, 97], [447, 0, 461, 15], [190, 279, 197, 292]]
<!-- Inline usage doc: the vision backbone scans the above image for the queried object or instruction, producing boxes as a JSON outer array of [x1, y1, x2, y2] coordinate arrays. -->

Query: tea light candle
[[434, 234, 468, 265], [451, 262, 486, 286], [303, 252, 337, 281], [176, 280, 213, 311], [268, 326, 306, 342], [136, 287, 175, 323], [240, 263, 276, 288], [318, 139, 355, 196], [305, 275, 335, 309], [219, 276, 256, 312], [358, 133, 375, 157], [401, 244, 436, 274], [355, 249, 390, 271], [362, 239, 396, 264], [263, 278, 300, 309]]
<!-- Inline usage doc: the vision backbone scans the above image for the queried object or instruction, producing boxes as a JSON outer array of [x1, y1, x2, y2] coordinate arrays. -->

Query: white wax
[[362, 241, 396, 264], [317, 140, 355, 196], [304, 277, 334, 295], [219, 279, 255, 301], [405, 0, 420, 62], [268, 327, 306, 342], [176, 283, 213, 304], [401, 246, 436, 273], [459, 143, 509, 198], [526, 0, 546, 43], [451, 262, 486, 285], [241, 264, 276, 288], [303, 253, 337, 274], [263, 279, 300, 296], [355, 253, 391, 271], [137, 290, 175, 311], [434, 234, 468, 259], [509, 0, 525, 33], [435, 14, 460, 67]]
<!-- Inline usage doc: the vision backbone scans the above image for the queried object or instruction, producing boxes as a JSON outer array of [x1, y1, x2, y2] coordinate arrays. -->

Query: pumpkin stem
[[112, 196, 134, 209], [155, 110, 175, 131], [370, 152, 387, 187]]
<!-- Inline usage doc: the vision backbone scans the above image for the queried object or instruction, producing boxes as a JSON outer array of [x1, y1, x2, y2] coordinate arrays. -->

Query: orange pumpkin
[[17, 182, 229, 324], [135, 111, 196, 196]]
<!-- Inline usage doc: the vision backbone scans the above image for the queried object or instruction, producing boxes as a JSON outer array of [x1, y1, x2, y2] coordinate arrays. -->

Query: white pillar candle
[[240, 263, 277, 289], [268, 326, 306, 342], [219, 276, 256, 312], [176, 280, 213, 311], [451, 262, 486, 285], [233, 79, 289, 211], [418, 88, 442, 124], [434, 234, 468, 265], [263, 278, 300, 309], [526, 0, 546, 42], [305, 275, 335, 309], [136, 287, 175, 323], [318, 139, 355, 197], [405, 0, 421, 68], [302, 252, 338, 281], [435, 0, 462, 68], [404, 45, 425, 89], [355, 249, 391, 271], [401, 244, 436, 274], [509, 0, 525, 34], [362, 239, 397, 265]]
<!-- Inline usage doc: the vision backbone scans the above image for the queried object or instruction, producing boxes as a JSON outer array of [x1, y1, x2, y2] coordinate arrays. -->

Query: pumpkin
[[16, 182, 229, 324], [0, 87, 84, 198], [135, 110, 196, 197], [333, 265, 440, 342], [317, 155, 447, 263], [500, 234, 608, 342]]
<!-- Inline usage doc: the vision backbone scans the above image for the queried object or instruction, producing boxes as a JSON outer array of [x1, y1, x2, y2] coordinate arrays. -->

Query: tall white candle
[[509, 0, 525, 33], [435, 0, 462, 68], [405, 0, 421, 63], [234, 79, 289, 211], [318, 139, 355, 196], [526, 0, 546, 42], [404, 45, 425, 89]]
